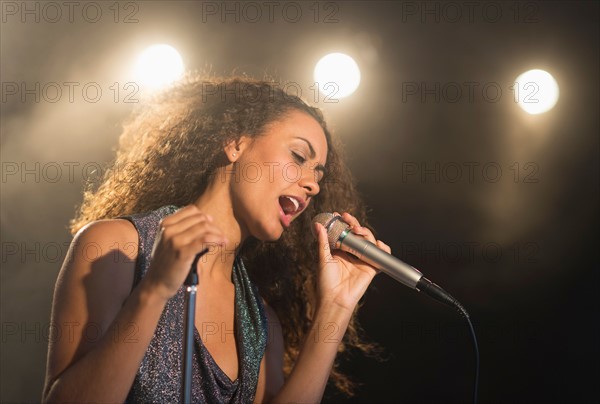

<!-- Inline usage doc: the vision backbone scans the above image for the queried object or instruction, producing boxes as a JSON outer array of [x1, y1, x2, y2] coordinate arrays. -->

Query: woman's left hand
[[313, 212, 391, 312]]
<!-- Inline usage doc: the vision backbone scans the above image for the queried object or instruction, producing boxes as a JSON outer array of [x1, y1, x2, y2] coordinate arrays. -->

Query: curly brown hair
[[70, 74, 377, 395]]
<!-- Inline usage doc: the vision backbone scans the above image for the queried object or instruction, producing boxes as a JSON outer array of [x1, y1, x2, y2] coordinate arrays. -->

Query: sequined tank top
[[122, 205, 268, 403]]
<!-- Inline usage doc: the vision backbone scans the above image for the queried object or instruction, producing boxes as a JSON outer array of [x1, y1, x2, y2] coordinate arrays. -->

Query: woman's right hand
[[144, 205, 228, 300]]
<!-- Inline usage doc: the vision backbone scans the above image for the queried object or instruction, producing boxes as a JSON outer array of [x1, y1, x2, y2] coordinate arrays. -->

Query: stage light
[[133, 44, 184, 90], [314, 53, 361, 99], [513, 69, 559, 115]]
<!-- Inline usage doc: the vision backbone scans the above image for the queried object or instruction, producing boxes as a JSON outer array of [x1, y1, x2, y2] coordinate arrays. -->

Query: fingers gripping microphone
[[313, 212, 466, 315]]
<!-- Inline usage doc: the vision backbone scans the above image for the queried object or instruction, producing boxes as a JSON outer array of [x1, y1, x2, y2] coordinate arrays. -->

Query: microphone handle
[[340, 231, 467, 314], [339, 232, 423, 289]]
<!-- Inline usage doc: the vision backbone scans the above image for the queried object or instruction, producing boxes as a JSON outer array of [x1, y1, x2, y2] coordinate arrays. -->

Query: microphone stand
[[181, 249, 207, 403]]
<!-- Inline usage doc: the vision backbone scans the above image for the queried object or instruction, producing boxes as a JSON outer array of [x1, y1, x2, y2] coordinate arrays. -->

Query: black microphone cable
[[417, 277, 479, 404]]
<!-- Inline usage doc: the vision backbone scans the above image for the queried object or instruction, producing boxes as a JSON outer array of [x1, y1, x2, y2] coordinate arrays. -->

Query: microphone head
[[312, 212, 350, 249]]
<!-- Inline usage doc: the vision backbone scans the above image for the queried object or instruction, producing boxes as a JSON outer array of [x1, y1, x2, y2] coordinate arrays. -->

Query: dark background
[[1, 1, 598, 402]]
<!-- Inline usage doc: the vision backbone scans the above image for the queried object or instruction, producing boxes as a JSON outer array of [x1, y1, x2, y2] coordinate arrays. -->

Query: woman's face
[[230, 110, 328, 241]]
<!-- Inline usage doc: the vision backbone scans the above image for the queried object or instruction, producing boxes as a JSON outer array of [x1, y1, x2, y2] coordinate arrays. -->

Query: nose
[[299, 167, 320, 197]]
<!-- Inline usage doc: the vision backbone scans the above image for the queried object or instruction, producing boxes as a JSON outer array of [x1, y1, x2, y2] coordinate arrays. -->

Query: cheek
[[277, 164, 302, 185], [235, 149, 291, 198], [241, 163, 266, 185], [231, 172, 273, 213]]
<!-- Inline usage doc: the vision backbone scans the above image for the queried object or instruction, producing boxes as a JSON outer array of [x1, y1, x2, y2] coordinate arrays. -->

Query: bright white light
[[133, 44, 184, 90], [314, 53, 361, 99], [514, 69, 559, 114]]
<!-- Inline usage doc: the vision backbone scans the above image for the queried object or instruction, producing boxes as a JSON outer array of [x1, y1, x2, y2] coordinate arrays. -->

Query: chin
[[251, 224, 284, 242], [266, 228, 285, 242]]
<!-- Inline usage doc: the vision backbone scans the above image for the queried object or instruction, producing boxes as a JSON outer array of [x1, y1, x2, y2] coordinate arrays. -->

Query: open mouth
[[278, 195, 305, 224]]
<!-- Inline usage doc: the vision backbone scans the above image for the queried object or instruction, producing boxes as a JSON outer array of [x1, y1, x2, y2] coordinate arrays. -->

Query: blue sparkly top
[[122, 205, 268, 403]]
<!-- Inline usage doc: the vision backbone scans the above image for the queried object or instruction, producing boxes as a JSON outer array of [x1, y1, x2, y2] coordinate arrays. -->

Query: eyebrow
[[294, 137, 327, 176]]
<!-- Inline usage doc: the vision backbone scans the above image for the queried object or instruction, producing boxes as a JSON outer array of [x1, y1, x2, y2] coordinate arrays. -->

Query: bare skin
[[43, 110, 390, 403]]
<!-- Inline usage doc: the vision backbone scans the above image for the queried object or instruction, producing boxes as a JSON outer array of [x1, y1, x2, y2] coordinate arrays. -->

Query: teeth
[[287, 196, 300, 212]]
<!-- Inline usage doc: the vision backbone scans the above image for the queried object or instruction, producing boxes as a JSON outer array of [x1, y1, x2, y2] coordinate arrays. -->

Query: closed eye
[[292, 151, 306, 164]]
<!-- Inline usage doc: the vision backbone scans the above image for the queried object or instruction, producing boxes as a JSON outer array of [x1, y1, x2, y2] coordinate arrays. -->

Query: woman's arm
[[43, 206, 227, 403], [268, 212, 386, 403], [42, 219, 170, 403], [270, 303, 353, 403]]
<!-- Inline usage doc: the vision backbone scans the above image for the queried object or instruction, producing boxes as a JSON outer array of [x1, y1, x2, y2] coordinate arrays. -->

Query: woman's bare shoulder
[[45, 219, 142, 394], [74, 218, 138, 248], [55, 219, 140, 308]]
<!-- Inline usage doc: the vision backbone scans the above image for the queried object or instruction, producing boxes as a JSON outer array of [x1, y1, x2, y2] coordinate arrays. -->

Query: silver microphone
[[312, 212, 423, 289], [312, 212, 465, 312]]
